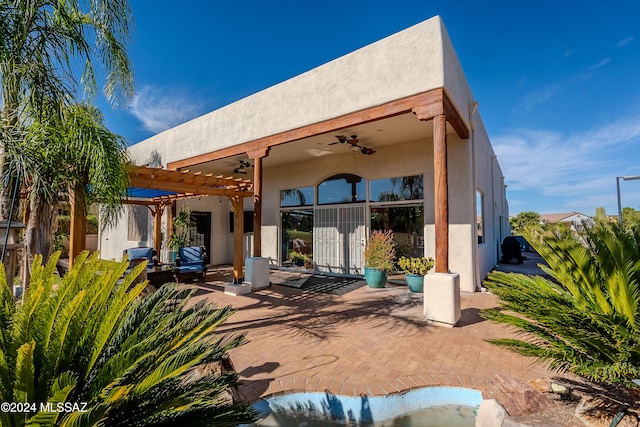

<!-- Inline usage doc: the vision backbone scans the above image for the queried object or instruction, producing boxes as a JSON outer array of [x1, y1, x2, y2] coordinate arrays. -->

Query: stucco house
[[99, 16, 509, 293], [539, 212, 594, 230]]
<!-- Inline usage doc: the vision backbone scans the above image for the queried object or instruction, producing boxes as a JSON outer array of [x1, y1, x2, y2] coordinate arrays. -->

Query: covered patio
[[68, 165, 254, 283]]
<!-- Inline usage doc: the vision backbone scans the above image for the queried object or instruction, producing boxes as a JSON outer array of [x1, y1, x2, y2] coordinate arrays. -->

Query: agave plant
[[0, 251, 256, 426], [482, 222, 640, 387]]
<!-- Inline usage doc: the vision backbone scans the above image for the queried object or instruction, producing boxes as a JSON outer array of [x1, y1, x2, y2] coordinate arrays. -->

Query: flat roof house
[[100, 16, 509, 293]]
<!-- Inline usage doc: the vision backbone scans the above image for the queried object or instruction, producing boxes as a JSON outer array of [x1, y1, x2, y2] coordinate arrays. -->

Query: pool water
[[246, 387, 481, 427], [255, 404, 475, 426]]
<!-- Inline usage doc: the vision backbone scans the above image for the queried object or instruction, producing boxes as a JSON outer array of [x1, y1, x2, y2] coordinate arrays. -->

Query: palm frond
[[14, 341, 36, 403], [484, 222, 640, 386]]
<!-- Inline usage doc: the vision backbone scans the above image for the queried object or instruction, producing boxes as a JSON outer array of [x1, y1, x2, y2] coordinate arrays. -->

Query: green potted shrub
[[168, 207, 194, 262], [363, 229, 396, 288], [398, 256, 434, 292], [288, 251, 310, 267]]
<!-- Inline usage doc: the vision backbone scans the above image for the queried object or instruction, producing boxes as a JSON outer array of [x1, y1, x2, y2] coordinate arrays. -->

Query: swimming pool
[[245, 387, 482, 426]]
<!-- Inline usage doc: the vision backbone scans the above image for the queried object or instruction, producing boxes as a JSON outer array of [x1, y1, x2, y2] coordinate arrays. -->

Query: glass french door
[[313, 206, 366, 275]]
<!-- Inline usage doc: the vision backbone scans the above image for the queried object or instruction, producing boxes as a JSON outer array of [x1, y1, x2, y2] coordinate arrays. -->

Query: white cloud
[[129, 86, 206, 133], [494, 113, 640, 211], [618, 36, 634, 47], [588, 58, 611, 70], [516, 85, 559, 111]]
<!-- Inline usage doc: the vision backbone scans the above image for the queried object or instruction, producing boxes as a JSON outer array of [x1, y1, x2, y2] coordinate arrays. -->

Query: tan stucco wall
[[126, 17, 447, 166], [472, 109, 507, 284]]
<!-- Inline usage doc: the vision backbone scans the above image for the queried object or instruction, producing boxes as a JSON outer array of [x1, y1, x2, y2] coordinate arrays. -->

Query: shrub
[[0, 251, 257, 426], [398, 256, 434, 276], [482, 222, 640, 387], [364, 229, 396, 272]]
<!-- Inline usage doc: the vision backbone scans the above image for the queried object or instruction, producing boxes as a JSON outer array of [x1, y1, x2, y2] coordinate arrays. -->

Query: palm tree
[[0, 251, 257, 426], [15, 103, 130, 265], [482, 222, 640, 387], [0, 0, 134, 220]]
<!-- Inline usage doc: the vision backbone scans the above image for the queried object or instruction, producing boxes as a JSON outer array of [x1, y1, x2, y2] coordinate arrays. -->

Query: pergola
[[68, 165, 254, 283]]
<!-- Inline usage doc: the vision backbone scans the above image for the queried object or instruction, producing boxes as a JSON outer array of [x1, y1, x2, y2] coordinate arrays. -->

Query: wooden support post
[[153, 204, 164, 259], [433, 114, 449, 273], [252, 156, 263, 257], [230, 196, 244, 284], [69, 190, 86, 269]]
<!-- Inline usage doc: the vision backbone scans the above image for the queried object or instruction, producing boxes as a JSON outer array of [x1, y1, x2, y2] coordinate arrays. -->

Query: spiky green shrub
[[397, 256, 434, 276], [482, 222, 640, 387], [363, 230, 396, 272], [0, 251, 256, 426]]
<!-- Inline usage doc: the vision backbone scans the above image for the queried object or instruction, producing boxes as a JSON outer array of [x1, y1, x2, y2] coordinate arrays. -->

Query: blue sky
[[99, 0, 640, 216]]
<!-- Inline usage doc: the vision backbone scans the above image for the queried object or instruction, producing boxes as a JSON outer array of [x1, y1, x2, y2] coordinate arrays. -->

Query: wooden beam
[[132, 166, 251, 190], [249, 155, 264, 257], [442, 91, 470, 140], [129, 176, 252, 198], [167, 90, 445, 170], [153, 205, 164, 258], [433, 114, 449, 273], [230, 196, 244, 283]]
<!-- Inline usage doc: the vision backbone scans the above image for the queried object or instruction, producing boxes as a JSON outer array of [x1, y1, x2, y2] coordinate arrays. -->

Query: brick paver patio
[[183, 256, 571, 406]]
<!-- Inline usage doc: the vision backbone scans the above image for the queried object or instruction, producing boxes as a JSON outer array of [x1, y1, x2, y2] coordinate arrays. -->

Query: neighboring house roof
[[539, 212, 593, 227]]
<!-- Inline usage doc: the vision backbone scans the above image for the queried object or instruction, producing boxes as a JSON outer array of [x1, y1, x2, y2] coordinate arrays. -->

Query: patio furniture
[[175, 246, 207, 283], [124, 247, 157, 268], [124, 247, 158, 284], [147, 265, 176, 287]]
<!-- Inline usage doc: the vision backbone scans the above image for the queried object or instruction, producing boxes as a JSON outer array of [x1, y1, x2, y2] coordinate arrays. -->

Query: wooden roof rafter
[[128, 165, 253, 200]]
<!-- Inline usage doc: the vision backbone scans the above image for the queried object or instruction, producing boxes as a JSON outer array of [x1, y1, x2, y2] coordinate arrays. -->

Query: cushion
[[125, 247, 154, 266], [176, 265, 203, 273], [178, 246, 204, 264]]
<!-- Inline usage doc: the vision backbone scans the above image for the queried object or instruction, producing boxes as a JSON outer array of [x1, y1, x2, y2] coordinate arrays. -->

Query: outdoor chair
[[123, 247, 158, 285], [175, 246, 208, 283], [124, 247, 157, 268]]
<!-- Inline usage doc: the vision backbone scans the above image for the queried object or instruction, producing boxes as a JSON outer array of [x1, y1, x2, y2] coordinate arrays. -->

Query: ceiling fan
[[233, 160, 252, 174], [329, 135, 376, 155]]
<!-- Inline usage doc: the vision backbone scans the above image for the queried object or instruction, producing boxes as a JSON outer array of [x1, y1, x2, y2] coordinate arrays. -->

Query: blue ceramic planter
[[405, 273, 424, 292], [364, 267, 387, 288]]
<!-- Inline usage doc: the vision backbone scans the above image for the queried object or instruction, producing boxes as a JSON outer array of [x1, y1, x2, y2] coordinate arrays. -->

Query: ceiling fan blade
[[328, 141, 340, 145], [361, 147, 376, 155], [335, 135, 348, 143]]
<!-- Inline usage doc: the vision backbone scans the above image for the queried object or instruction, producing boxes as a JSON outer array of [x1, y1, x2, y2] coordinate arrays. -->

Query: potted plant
[[398, 256, 434, 292], [363, 229, 396, 288], [288, 251, 310, 267], [168, 207, 194, 262]]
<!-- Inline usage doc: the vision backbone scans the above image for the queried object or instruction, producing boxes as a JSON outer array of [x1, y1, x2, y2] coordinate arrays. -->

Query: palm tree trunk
[[24, 194, 56, 269]]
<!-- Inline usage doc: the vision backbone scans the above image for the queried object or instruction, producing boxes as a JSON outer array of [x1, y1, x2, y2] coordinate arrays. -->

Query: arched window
[[317, 174, 366, 205]]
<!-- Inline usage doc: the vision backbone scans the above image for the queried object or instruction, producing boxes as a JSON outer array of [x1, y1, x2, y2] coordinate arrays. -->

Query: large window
[[127, 205, 148, 241], [280, 186, 314, 207], [371, 205, 424, 258], [370, 174, 425, 259], [318, 174, 365, 204], [278, 173, 425, 267], [370, 175, 423, 201]]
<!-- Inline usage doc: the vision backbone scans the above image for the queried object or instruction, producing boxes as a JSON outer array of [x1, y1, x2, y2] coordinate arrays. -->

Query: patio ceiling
[[187, 112, 438, 177]]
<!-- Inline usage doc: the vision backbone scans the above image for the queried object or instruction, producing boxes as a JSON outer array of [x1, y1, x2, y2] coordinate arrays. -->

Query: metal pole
[[618, 175, 640, 225], [617, 176, 623, 225]]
